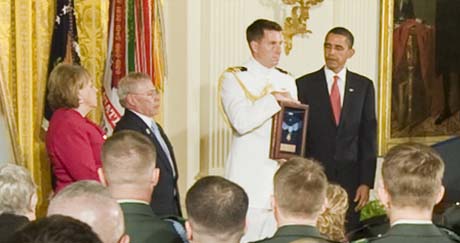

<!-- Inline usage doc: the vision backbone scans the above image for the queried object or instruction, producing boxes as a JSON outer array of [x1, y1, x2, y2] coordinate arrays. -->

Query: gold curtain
[[0, 0, 109, 216]]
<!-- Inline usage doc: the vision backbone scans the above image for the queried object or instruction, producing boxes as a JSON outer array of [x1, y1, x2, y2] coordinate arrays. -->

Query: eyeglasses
[[130, 89, 159, 97]]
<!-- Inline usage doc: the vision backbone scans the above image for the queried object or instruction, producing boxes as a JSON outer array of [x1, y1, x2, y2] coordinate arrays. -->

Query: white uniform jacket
[[220, 58, 298, 209]]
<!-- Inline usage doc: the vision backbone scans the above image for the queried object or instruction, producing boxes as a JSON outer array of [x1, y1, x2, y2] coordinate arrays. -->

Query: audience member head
[[324, 27, 355, 73], [9, 215, 102, 243], [273, 157, 328, 226], [99, 130, 158, 202], [246, 19, 283, 68], [117, 72, 160, 117], [0, 164, 37, 220], [185, 176, 248, 243], [317, 184, 349, 242], [47, 181, 128, 243], [47, 64, 96, 115], [379, 143, 445, 219]]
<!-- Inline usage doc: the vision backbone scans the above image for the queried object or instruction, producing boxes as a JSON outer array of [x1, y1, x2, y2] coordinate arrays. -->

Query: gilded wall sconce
[[281, 0, 323, 55]]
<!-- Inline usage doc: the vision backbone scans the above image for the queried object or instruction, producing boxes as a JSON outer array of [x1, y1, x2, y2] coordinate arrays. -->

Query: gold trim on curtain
[[74, 1, 110, 123], [0, 60, 21, 164], [0, 0, 163, 216], [0, 0, 54, 216], [0, 0, 109, 216]]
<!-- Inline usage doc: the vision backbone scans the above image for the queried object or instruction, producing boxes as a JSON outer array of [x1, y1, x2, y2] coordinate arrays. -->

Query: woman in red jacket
[[46, 64, 105, 192]]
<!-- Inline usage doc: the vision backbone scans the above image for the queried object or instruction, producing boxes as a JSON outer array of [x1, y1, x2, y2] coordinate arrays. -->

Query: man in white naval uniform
[[219, 19, 298, 242]]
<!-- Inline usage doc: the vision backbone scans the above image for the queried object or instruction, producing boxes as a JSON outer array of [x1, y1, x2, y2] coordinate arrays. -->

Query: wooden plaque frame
[[270, 101, 309, 160]]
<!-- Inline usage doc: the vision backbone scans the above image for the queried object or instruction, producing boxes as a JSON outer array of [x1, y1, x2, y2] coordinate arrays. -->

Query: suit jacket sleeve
[[359, 81, 377, 187], [220, 72, 281, 135]]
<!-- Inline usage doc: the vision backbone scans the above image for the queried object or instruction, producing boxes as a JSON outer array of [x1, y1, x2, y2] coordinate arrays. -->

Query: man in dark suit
[[114, 72, 181, 217], [251, 158, 334, 243], [296, 27, 377, 232], [358, 143, 459, 243], [99, 130, 182, 243]]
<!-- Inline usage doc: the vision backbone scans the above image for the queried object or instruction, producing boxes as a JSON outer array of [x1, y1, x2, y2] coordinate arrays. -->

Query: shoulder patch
[[275, 67, 289, 74], [226, 66, 247, 73]]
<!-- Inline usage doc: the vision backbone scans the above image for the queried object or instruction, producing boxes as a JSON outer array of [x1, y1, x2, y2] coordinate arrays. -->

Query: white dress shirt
[[324, 66, 347, 106]]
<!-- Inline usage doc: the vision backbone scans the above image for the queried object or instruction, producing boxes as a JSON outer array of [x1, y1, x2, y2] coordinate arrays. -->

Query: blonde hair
[[47, 64, 92, 110], [274, 157, 328, 218], [317, 184, 348, 242], [0, 164, 37, 216], [382, 143, 444, 210]]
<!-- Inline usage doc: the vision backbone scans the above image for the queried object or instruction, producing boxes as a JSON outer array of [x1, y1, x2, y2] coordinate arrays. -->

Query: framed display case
[[270, 101, 309, 160]]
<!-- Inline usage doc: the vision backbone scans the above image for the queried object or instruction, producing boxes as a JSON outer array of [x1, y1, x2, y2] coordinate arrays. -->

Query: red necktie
[[330, 75, 341, 125]]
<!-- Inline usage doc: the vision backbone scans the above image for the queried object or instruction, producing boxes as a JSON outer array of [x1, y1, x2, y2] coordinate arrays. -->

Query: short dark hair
[[326, 27, 354, 48], [186, 176, 248, 237], [274, 157, 328, 218], [9, 215, 102, 243], [246, 19, 282, 45]]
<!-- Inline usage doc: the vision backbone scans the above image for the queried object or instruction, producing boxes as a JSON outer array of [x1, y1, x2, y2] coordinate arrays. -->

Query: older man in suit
[[296, 27, 377, 232], [114, 72, 181, 217]]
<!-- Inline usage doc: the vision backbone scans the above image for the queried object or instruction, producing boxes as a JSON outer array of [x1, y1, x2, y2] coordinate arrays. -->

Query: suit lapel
[[124, 110, 174, 175], [316, 70, 337, 127], [338, 70, 358, 127]]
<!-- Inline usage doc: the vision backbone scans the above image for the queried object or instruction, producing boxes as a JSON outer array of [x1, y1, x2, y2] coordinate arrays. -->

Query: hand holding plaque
[[271, 90, 300, 104], [270, 101, 309, 160]]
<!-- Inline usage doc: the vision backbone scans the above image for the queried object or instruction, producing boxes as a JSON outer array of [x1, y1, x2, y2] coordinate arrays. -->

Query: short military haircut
[[101, 130, 156, 186], [47, 63, 92, 110], [382, 143, 445, 210], [326, 27, 354, 48], [246, 19, 282, 45], [186, 176, 248, 237], [274, 157, 328, 218], [117, 72, 152, 107], [47, 180, 124, 243], [9, 215, 102, 243], [0, 164, 36, 216]]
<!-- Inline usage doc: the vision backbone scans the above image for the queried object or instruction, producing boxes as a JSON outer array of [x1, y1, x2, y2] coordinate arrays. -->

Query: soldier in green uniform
[[251, 157, 337, 243], [100, 131, 182, 243], [354, 143, 460, 243]]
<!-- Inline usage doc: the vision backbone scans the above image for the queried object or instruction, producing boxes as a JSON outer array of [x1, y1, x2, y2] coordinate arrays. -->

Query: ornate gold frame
[[377, 0, 452, 155], [281, 0, 323, 55]]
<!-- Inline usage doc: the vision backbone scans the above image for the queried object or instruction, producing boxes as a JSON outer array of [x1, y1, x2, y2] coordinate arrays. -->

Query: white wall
[[163, 0, 381, 196]]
